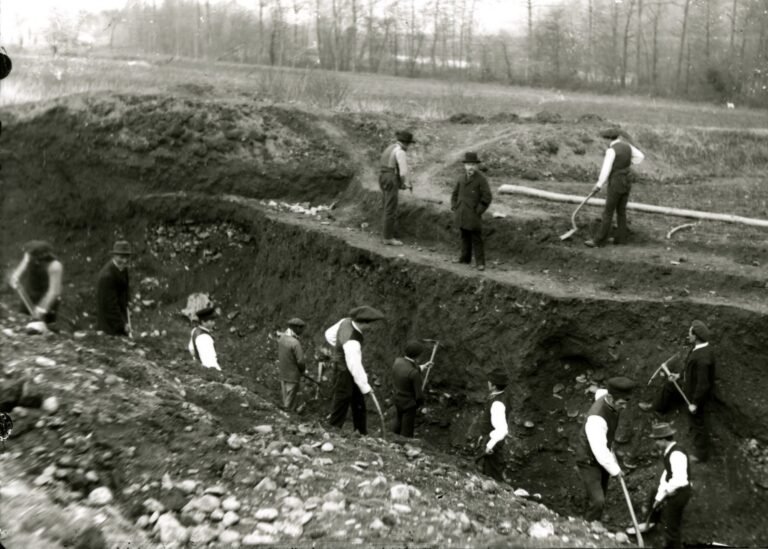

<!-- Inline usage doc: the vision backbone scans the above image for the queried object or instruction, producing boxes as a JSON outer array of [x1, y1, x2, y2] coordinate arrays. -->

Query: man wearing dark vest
[[576, 376, 636, 522], [642, 422, 692, 549], [653, 320, 715, 462], [324, 305, 385, 434], [188, 306, 221, 371], [585, 129, 645, 247], [378, 130, 415, 246], [9, 240, 63, 325], [478, 368, 512, 482], [96, 241, 133, 336], [391, 340, 432, 438], [278, 317, 307, 411], [451, 152, 493, 271]]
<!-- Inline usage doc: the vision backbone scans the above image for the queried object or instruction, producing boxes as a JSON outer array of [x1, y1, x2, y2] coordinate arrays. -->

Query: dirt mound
[[448, 113, 487, 124]]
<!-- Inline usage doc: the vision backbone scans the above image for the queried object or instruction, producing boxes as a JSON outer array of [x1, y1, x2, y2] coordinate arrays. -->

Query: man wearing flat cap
[[585, 128, 645, 248], [478, 368, 512, 482], [379, 130, 416, 246], [96, 241, 133, 336], [189, 306, 221, 370], [653, 320, 716, 462], [451, 152, 493, 271], [9, 240, 64, 325], [391, 340, 433, 438], [575, 375, 636, 521], [637, 422, 692, 549], [324, 305, 385, 434], [278, 318, 307, 411]]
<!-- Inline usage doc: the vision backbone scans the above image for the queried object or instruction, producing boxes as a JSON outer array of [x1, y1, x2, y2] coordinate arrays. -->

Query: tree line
[[61, 0, 768, 105]]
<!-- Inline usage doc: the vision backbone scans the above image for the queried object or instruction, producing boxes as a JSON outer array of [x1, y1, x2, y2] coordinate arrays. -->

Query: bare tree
[[675, 0, 692, 91]]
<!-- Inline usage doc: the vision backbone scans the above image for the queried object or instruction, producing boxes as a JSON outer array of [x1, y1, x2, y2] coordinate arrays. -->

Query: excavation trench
[[2, 95, 768, 545]]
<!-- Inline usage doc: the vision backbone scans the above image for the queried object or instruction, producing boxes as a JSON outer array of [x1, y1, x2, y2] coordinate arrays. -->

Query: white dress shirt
[[189, 329, 221, 370], [596, 139, 645, 189], [324, 319, 372, 394], [394, 143, 409, 184], [655, 442, 689, 502], [585, 414, 622, 476], [486, 391, 509, 451]]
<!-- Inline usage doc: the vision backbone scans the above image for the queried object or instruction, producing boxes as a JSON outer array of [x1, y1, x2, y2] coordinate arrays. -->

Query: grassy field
[[3, 52, 768, 130]]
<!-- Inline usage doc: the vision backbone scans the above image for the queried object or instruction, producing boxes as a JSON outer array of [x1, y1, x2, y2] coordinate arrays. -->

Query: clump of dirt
[[447, 113, 487, 124]]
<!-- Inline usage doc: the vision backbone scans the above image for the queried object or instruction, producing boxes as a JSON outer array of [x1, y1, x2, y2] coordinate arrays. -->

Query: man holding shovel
[[391, 340, 433, 438], [278, 317, 307, 412], [584, 128, 645, 248], [9, 240, 63, 326], [575, 376, 637, 522], [653, 320, 716, 462], [324, 305, 386, 435]]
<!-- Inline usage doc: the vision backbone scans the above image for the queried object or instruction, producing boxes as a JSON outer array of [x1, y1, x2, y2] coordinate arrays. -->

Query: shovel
[[560, 188, 599, 240], [369, 390, 387, 438], [421, 339, 440, 390], [617, 472, 644, 547], [12, 282, 38, 318]]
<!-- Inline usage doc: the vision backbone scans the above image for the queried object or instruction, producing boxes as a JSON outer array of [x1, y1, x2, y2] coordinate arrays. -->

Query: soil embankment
[[2, 92, 768, 546]]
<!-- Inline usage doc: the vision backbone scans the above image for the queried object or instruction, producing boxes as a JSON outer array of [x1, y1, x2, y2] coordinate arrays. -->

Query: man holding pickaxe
[[391, 340, 435, 438], [9, 240, 63, 326], [651, 320, 716, 462]]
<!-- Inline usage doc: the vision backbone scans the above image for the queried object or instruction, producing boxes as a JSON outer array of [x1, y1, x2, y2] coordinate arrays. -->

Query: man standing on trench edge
[[96, 240, 133, 336], [653, 320, 715, 463], [575, 376, 636, 522], [378, 130, 415, 246], [585, 128, 645, 248], [324, 305, 385, 435], [451, 152, 493, 271], [478, 368, 512, 482]]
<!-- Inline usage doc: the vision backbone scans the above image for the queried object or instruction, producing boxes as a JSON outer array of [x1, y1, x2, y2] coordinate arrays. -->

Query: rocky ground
[[2, 85, 768, 548]]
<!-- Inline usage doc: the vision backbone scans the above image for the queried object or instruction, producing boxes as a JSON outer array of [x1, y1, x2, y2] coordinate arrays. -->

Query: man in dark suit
[[653, 320, 716, 462], [96, 241, 132, 336], [391, 341, 432, 438], [451, 151, 492, 271]]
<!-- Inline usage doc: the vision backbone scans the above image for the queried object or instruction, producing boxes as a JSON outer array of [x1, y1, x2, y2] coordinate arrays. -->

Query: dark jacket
[[683, 345, 716, 406], [391, 357, 424, 410], [96, 260, 129, 335], [278, 330, 306, 382], [451, 171, 492, 231]]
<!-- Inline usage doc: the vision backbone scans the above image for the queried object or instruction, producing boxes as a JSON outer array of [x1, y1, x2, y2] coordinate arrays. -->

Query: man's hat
[[488, 368, 509, 387], [24, 240, 54, 260], [461, 151, 482, 164], [649, 422, 676, 439], [196, 306, 218, 321], [0, 51, 12, 81], [287, 317, 306, 328], [395, 130, 415, 144], [606, 376, 637, 398], [349, 305, 385, 323], [111, 240, 133, 255], [600, 127, 632, 141], [690, 320, 710, 342], [404, 340, 425, 359]]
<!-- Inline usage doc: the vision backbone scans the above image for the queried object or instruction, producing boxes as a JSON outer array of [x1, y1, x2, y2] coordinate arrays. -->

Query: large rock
[[219, 529, 241, 544], [221, 496, 241, 511], [242, 532, 278, 545], [222, 510, 240, 527], [390, 484, 410, 502], [87, 487, 113, 506], [155, 514, 189, 547], [183, 494, 221, 514], [528, 519, 555, 539], [189, 525, 218, 545], [254, 508, 279, 522]]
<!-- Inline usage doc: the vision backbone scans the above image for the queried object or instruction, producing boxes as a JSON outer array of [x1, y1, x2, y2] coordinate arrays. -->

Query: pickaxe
[[421, 339, 439, 390], [11, 281, 38, 318], [559, 187, 599, 240], [648, 353, 693, 408]]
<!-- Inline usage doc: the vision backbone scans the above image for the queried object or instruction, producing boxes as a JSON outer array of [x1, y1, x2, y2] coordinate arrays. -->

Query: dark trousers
[[460, 228, 485, 266], [594, 184, 630, 245], [392, 405, 417, 437], [646, 486, 692, 549], [653, 383, 711, 461], [577, 462, 610, 521], [328, 369, 367, 435], [380, 173, 400, 240], [480, 441, 506, 482]]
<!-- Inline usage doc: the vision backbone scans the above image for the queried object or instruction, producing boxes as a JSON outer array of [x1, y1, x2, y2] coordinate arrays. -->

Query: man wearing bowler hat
[[378, 130, 416, 246], [96, 241, 133, 336], [585, 128, 645, 248], [451, 152, 493, 271], [637, 422, 692, 548], [478, 368, 512, 482], [653, 320, 716, 462], [391, 340, 433, 438], [324, 305, 385, 434], [575, 376, 636, 522], [278, 317, 307, 411]]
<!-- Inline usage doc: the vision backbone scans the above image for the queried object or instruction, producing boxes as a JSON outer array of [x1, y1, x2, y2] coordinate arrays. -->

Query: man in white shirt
[[324, 305, 385, 434], [378, 130, 415, 246], [189, 306, 221, 371], [478, 368, 511, 482], [585, 128, 645, 248], [575, 376, 636, 522], [643, 422, 692, 549]]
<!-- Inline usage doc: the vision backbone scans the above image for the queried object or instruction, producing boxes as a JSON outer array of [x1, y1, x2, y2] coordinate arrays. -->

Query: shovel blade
[[559, 228, 577, 241]]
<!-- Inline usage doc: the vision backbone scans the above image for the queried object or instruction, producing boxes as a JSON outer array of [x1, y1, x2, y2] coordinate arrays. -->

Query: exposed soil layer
[[2, 92, 768, 547]]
